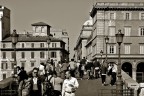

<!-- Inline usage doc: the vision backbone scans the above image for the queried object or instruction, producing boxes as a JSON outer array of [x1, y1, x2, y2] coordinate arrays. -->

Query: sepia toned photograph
[[0, 0, 144, 96]]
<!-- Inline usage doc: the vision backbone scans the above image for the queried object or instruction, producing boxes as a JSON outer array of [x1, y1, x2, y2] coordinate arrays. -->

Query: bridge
[[0, 70, 140, 96]]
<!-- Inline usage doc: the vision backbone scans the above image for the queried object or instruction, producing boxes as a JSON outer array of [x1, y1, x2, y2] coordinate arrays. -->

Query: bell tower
[[0, 6, 10, 41]]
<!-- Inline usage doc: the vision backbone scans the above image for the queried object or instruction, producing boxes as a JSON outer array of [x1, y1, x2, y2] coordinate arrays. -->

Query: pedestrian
[[38, 62, 46, 82], [93, 59, 101, 79], [69, 59, 77, 77], [60, 60, 69, 79], [19, 77, 31, 96], [18, 67, 28, 83], [80, 57, 86, 65], [29, 67, 42, 96], [108, 63, 117, 86], [55, 62, 61, 75], [100, 60, 107, 86], [52, 71, 63, 96], [85, 60, 94, 80], [43, 70, 55, 96], [78, 63, 84, 80], [62, 70, 79, 96], [139, 87, 144, 96]]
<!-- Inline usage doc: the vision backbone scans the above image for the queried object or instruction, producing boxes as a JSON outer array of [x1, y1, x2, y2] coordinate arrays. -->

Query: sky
[[0, 0, 94, 59]]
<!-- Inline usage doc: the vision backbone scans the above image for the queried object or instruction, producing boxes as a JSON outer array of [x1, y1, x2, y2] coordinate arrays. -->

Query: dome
[[83, 19, 93, 26]]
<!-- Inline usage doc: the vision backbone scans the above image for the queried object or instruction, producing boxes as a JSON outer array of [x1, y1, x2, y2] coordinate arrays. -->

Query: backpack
[[44, 76, 55, 96]]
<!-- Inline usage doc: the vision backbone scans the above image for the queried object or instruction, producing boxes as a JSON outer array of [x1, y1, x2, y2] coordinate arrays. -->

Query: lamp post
[[115, 29, 124, 96], [105, 36, 109, 66], [11, 29, 18, 80], [47, 36, 51, 63], [100, 50, 103, 64]]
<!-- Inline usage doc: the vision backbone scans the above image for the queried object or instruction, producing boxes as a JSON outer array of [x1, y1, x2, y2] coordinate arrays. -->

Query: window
[[21, 52, 25, 58], [109, 13, 115, 20], [3, 43, 6, 48], [1, 63, 8, 69], [141, 13, 144, 20], [40, 52, 45, 58], [35, 26, 38, 32], [41, 26, 45, 32], [140, 44, 144, 54], [125, 13, 131, 20], [124, 27, 131, 36], [2, 52, 6, 59], [51, 52, 57, 58], [31, 43, 34, 48], [3, 74, 6, 79], [21, 62, 25, 67], [11, 62, 14, 69], [22, 43, 25, 48], [11, 52, 14, 59], [108, 45, 116, 54], [52, 43, 57, 48], [40, 43, 44, 48], [109, 27, 115, 36], [31, 52, 34, 58], [124, 44, 130, 54], [139, 27, 144, 36], [31, 62, 35, 67]]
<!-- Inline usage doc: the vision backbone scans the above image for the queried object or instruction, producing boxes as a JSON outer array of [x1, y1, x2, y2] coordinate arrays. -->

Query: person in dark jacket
[[78, 63, 84, 80], [85, 60, 94, 80], [29, 67, 42, 96], [80, 57, 86, 65], [18, 67, 28, 83], [100, 60, 107, 86]]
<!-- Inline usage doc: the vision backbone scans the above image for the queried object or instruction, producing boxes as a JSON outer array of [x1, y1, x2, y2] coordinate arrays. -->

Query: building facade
[[0, 6, 69, 81], [74, 19, 92, 61], [50, 28, 69, 60], [87, 1, 144, 82]]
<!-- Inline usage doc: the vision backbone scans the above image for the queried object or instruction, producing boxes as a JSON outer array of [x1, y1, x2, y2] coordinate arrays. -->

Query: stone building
[[74, 18, 93, 61]]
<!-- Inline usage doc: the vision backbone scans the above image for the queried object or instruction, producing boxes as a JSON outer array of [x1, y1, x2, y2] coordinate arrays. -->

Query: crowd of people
[[76, 57, 118, 86], [16, 59, 79, 96], [16, 57, 118, 96]]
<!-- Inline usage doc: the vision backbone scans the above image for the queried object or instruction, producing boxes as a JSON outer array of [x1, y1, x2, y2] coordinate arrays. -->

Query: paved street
[[75, 78, 116, 96]]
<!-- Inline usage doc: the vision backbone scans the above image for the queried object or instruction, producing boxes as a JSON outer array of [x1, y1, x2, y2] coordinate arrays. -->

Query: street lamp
[[100, 50, 103, 64], [105, 36, 109, 66], [47, 36, 51, 63], [11, 29, 18, 80], [115, 29, 124, 96]]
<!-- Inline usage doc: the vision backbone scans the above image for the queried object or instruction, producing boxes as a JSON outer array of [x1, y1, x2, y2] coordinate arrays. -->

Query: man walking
[[62, 70, 79, 96], [69, 59, 77, 77]]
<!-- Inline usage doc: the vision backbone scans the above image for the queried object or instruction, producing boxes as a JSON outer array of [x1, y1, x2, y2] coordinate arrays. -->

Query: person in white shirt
[[62, 70, 79, 96], [110, 63, 117, 86], [69, 59, 77, 77]]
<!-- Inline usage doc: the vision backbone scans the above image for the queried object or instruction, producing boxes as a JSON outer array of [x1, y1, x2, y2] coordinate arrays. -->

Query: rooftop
[[31, 22, 51, 27], [2, 35, 64, 43]]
